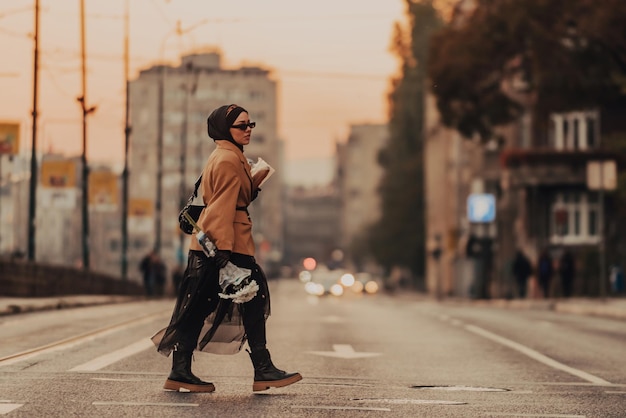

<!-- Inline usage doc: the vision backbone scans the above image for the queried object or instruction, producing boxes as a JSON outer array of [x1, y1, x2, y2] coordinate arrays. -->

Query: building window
[[550, 111, 599, 150], [550, 191, 600, 244], [250, 91, 264, 100], [586, 116, 596, 148]]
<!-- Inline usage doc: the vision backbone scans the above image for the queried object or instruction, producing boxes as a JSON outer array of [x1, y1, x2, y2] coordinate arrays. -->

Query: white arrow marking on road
[[307, 344, 381, 359]]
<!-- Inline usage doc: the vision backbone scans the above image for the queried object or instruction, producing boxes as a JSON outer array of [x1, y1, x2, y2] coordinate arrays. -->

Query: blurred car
[[304, 268, 346, 296], [303, 268, 381, 297], [350, 272, 381, 294]]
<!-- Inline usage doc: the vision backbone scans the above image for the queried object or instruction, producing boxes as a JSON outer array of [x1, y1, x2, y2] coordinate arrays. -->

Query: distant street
[[1, 279, 625, 417]]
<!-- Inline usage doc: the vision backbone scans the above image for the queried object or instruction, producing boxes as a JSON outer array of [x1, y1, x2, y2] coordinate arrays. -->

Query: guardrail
[[0, 260, 144, 297]]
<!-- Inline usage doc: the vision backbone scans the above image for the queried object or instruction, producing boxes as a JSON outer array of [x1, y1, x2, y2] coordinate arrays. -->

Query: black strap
[[192, 175, 202, 197]]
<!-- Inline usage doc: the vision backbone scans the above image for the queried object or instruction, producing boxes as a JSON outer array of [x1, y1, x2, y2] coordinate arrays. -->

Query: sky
[[0, 0, 406, 185]]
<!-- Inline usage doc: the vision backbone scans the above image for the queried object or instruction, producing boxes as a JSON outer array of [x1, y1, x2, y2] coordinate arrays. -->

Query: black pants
[[175, 251, 267, 353]]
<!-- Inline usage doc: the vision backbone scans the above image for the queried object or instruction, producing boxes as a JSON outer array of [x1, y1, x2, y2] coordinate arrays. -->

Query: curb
[[440, 297, 626, 321], [0, 295, 143, 317]]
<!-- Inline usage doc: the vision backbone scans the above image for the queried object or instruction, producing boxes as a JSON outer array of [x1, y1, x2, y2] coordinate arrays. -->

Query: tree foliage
[[429, 0, 626, 141], [364, 0, 443, 283]]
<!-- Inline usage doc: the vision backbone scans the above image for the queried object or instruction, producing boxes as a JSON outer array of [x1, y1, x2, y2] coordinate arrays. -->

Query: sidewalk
[[442, 296, 626, 321], [0, 295, 143, 316], [1, 293, 625, 320]]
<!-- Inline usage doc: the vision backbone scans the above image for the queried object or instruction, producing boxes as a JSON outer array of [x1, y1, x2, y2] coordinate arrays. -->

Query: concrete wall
[[0, 260, 144, 297]]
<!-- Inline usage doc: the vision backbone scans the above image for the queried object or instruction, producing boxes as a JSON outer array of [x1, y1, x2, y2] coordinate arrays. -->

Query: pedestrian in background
[[558, 249, 575, 297], [139, 250, 156, 296], [610, 264, 624, 294], [152, 253, 167, 297], [537, 249, 553, 298], [512, 249, 532, 299], [152, 104, 301, 393]]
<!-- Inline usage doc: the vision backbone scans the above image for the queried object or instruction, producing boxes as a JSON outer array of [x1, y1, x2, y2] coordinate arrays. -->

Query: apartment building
[[335, 123, 388, 271], [128, 51, 284, 274]]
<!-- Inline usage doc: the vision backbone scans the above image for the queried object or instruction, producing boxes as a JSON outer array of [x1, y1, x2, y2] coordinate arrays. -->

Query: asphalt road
[[0, 278, 624, 417]]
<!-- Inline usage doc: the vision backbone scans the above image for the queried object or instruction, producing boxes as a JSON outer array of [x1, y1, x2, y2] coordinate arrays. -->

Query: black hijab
[[207, 104, 247, 151]]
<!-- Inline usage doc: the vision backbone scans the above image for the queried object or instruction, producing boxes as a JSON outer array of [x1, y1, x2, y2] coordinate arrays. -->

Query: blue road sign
[[467, 193, 496, 223]]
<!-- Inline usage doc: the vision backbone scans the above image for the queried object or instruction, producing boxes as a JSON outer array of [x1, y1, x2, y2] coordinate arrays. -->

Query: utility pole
[[177, 62, 196, 266], [78, 0, 95, 269], [121, 0, 131, 279], [27, 0, 40, 262], [155, 66, 164, 254]]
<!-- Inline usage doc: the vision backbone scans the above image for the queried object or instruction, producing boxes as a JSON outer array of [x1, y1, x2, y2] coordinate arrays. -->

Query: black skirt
[[151, 250, 270, 356]]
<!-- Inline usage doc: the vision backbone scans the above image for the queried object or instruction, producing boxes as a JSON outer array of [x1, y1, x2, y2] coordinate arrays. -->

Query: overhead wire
[[0, 5, 36, 19]]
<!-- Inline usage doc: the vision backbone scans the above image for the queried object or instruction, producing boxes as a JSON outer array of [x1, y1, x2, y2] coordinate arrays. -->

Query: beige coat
[[189, 140, 255, 256]]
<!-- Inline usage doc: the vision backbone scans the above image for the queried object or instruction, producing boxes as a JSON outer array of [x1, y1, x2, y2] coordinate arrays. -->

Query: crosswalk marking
[[93, 402, 198, 407], [70, 338, 154, 372], [0, 404, 23, 415]]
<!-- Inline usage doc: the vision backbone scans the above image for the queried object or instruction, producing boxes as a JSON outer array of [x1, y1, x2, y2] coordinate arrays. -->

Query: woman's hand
[[214, 250, 231, 268]]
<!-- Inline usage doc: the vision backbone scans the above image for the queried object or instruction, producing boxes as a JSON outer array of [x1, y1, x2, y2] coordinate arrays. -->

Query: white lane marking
[[465, 324, 611, 385], [307, 344, 381, 359], [92, 378, 157, 382], [70, 338, 153, 372], [485, 413, 585, 417], [93, 402, 198, 407], [0, 404, 23, 414], [0, 312, 167, 367], [356, 399, 466, 405], [292, 405, 391, 412]]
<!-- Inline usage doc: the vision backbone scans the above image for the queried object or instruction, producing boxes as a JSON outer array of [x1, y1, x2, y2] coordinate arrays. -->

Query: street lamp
[[154, 19, 208, 255]]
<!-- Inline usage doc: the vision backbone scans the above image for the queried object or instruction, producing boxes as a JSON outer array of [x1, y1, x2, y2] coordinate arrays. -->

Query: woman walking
[[152, 104, 301, 393]]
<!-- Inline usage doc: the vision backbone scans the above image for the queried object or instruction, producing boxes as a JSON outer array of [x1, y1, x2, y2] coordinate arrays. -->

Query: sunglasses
[[231, 122, 256, 131]]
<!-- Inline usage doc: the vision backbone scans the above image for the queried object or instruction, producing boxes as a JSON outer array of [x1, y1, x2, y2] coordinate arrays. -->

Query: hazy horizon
[[0, 0, 404, 185]]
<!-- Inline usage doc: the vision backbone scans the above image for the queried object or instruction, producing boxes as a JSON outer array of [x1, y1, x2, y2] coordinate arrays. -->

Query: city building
[[0, 154, 29, 258], [335, 123, 388, 271], [128, 50, 284, 276], [0, 151, 127, 278], [283, 184, 341, 271], [424, 68, 626, 299]]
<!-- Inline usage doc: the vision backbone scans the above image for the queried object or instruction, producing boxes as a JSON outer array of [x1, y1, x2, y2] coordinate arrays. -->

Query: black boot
[[248, 348, 302, 392], [164, 350, 215, 392]]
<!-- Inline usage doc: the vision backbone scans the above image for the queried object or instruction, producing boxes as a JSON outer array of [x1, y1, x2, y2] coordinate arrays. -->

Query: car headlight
[[364, 281, 379, 294], [305, 281, 324, 296], [351, 281, 364, 293], [330, 284, 344, 296], [340, 273, 355, 287]]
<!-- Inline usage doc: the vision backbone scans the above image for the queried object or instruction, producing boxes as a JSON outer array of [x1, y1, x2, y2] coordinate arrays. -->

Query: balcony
[[500, 148, 620, 189]]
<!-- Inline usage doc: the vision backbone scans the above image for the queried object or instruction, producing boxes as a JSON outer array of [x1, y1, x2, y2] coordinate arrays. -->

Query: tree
[[429, 0, 626, 142], [366, 0, 443, 285]]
